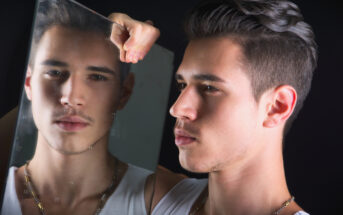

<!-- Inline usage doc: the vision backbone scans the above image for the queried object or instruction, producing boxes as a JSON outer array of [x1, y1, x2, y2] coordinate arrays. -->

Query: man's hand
[[108, 13, 160, 63]]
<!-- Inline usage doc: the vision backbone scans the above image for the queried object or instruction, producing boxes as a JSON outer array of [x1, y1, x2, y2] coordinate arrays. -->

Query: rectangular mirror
[[1, 0, 174, 214]]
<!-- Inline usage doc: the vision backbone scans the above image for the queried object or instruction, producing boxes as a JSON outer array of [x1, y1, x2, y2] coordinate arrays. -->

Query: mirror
[[1, 0, 174, 214]]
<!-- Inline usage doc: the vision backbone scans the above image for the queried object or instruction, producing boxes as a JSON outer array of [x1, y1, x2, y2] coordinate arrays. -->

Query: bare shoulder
[[144, 165, 187, 212], [154, 165, 187, 191]]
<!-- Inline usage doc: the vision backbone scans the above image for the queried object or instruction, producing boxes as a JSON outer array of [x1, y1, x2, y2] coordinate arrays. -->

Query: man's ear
[[117, 72, 135, 110], [263, 85, 297, 128], [24, 67, 33, 101]]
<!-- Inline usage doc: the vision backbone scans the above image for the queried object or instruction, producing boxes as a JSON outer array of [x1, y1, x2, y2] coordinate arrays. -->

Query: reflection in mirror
[[1, 0, 174, 214]]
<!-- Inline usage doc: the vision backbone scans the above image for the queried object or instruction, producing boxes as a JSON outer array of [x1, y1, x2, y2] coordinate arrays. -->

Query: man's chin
[[179, 153, 210, 174], [45, 139, 97, 155]]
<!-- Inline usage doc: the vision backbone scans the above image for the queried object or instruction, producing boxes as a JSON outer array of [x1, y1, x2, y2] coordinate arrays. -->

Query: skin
[[26, 26, 124, 154], [109, 13, 160, 63], [170, 37, 302, 215], [16, 25, 135, 215]]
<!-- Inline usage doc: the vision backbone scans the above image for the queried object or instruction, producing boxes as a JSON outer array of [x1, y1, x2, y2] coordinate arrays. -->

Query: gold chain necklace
[[24, 159, 119, 215], [190, 195, 295, 215], [273, 196, 295, 215]]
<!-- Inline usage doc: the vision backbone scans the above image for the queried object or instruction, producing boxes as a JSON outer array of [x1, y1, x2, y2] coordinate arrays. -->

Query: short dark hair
[[184, 0, 318, 131], [30, 0, 129, 81]]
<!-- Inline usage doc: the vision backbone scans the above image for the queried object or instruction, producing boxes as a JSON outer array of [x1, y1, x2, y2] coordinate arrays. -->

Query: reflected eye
[[176, 82, 186, 91], [44, 70, 67, 80], [89, 74, 108, 81], [46, 70, 62, 77]]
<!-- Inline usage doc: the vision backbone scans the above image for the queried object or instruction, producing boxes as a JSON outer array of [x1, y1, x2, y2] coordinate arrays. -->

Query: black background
[[0, 0, 342, 214]]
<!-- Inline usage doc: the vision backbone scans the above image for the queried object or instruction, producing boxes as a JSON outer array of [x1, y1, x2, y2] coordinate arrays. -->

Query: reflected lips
[[56, 116, 89, 132], [174, 129, 196, 146]]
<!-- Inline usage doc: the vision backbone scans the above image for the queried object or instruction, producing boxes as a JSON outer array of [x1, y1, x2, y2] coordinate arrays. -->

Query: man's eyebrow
[[175, 73, 225, 82], [41, 59, 68, 67], [86, 66, 117, 76], [194, 74, 225, 82]]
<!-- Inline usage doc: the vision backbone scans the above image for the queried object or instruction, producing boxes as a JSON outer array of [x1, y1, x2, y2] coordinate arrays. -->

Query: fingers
[[123, 36, 146, 63], [108, 13, 160, 64], [110, 23, 128, 62], [123, 21, 160, 63], [120, 49, 127, 62]]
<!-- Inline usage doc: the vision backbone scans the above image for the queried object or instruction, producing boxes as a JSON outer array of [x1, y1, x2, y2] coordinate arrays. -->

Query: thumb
[[110, 23, 129, 62]]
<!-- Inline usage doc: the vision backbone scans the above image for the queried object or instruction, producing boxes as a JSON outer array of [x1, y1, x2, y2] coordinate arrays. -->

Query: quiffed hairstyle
[[29, 0, 129, 81], [184, 0, 318, 131]]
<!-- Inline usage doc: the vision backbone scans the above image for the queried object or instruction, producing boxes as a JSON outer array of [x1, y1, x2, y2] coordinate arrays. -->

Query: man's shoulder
[[155, 165, 187, 191], [145, 165, 187, 211]]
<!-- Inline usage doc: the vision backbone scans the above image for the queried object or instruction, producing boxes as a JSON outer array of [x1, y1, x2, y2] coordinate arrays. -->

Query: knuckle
[[143, 24, 160, 37], [108, 13, 128, 24]]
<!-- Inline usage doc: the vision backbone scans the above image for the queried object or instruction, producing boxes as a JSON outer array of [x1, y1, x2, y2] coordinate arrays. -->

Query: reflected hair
[[29, 0, 129, 81], [184, 0, 318, 132]]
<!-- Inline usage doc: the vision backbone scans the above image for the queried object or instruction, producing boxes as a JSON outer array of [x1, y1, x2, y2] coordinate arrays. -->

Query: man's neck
[[204, 139, 293, 215], [26, 133, 116, 207]]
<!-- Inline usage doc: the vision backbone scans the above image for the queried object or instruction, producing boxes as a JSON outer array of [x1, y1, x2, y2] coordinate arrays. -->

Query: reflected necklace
[[24, 159, 119, 215], [190, 195, 295, 215], [189, 193, 207, 215]]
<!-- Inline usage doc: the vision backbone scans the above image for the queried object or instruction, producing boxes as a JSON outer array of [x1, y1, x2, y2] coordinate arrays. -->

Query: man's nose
[[60, 75, 86, 108], [169, 87, 198, 121]]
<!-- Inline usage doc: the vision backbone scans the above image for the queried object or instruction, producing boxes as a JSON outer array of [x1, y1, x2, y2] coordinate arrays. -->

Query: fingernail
[[138, 53, 144, 60], [135, 55, 140, 63], [126, 53, 132, 61]]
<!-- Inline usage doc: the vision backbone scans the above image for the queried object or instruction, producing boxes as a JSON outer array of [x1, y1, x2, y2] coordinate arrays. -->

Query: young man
[[1, 0, 169, 214], [112, 0, 317, 214]]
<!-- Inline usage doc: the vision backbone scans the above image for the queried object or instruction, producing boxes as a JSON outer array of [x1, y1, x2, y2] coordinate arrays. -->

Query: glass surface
[[10, 45, 173, 172], [1, 0, 174, 214]]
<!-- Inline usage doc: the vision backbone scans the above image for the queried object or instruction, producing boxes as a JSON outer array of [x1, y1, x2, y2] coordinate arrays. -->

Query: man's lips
[[174, 129, 196, 146], [55, 116, 89, 132]]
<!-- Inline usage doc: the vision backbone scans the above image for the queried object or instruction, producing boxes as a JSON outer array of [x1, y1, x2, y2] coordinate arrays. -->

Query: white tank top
[[1, 164, 151, 215], [152, 178, 208, 215], [152, 178, 310, 215], [1, 167, 311, 215]]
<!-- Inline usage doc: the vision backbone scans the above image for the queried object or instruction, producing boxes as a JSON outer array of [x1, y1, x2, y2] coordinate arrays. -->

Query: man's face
[[25, 25, 129, 153], [170, 37, 267, 173]]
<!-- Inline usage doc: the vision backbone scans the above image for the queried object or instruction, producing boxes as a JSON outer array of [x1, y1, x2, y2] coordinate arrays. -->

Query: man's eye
[[176, 82, 186, 91], [202, 85, 219, 93], [89, 74, 108, 81]]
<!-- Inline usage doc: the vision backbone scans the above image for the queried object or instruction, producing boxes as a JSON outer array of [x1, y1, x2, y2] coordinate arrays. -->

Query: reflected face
[[170, 37, 265, 173], [25, 25, 124, 153]]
